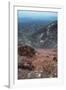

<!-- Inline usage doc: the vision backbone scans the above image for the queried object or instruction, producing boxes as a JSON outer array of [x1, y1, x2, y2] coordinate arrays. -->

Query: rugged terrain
[[18, 20, 57, 79], [18, 21, 57, 48], [18, 46, 57, 79]]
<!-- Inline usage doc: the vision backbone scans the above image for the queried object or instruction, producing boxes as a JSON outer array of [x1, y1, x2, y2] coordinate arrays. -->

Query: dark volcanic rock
[[53, 56, 57, 62], [18, 60, 33, 70], [18, 45, 36, 57], [18, 62, 33, 71], [18, 56, 34, 71]]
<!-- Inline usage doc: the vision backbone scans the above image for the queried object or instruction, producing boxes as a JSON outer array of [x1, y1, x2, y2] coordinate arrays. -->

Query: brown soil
[[18, 47, 57, 79]]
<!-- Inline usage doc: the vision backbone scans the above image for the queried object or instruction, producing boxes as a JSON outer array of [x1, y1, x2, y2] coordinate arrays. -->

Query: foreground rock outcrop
[[18, 45, 36, 57]]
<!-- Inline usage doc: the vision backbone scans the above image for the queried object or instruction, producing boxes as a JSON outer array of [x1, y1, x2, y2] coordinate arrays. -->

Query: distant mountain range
[[18, 20, 57, 49]]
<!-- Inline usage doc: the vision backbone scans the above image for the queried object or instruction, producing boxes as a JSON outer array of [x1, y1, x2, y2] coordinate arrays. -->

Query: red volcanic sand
[[18, 49, 57, 79]]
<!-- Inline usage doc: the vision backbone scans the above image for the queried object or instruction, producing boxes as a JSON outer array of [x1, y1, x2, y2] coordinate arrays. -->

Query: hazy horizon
[[18, 10, 57, 22]]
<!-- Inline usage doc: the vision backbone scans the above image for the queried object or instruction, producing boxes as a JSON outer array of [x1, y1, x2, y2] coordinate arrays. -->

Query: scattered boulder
[[18, 57, 34, 71], [18, 69, 30, 79], [18, 62, 33, 71], [27, 71, 42, 79], [53, 56, 57, 62]]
